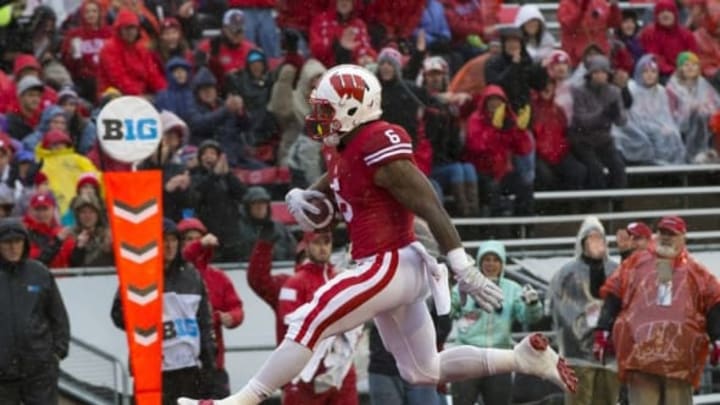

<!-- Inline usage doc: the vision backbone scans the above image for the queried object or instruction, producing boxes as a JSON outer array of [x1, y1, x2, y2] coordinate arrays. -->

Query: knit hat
[[177, 217, 207, 235], [16, 76, 44, 96], [247, 49, 265, 64], [677, 51, 699, 69], [163, 217, 178, 235], [71, 194, 101, 212], [58, 86, 79, 104], [242, 186, 271, 203], [76, 172, 100, 193], [41, 129, 72, 149], [377, 47, 403, 73], [197, 139, 222, 158], [585, 54, 612, 75]]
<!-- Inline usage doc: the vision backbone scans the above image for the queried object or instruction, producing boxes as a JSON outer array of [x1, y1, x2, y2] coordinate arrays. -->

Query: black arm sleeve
[[707, 303, 720, 341], [585, 257, 606, 298], [596, 293, 622, 331], [110, 289, 125, 330]]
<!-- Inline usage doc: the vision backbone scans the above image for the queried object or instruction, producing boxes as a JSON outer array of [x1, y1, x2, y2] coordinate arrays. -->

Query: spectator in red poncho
[[97, 9, 167, 97], [639, 0, 698, 80], [531, 80, 587, 190], [180, 218, 244, 398], [23, 192, 74, 269], [557, 0, 621, 66], [196, 10, 257, 85], [309, 0, 376, 68], [60, 0, 112, 103], [693, 4, 720, 89]]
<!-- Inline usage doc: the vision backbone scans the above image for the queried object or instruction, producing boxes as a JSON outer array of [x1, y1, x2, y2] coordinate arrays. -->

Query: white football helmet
[[306, 64, 382, 145]]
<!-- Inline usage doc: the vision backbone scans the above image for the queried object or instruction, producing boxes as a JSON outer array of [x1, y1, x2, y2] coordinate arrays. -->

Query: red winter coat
[[558, 0, 621, 66], [246, 240, 293, 343], [464, 85, 533, 180], [440, 0, 498, 44], [196, 37, 256, 85], [97, 10, 167, 96], [364, 0, 425, 39], [23, 214, 74, 269], [2, 55, 58, 117], [638, 0, 698, 76], [531, 89, 570, 165], [61, 0, 113, 81], [183, 240, 244, 370], [695, 26, 720, 79], [276, 0, 330, 32], [309, 5, 375, 68]]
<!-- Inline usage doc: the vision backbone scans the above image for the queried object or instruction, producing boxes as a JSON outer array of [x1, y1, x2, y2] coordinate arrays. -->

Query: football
[[305, 196, 335, 230]]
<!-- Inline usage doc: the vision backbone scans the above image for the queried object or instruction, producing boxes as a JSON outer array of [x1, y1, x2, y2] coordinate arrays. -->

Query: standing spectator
[[596, 216, 720, 404], [569, 55, 627, 190], [614, 10, 644, 70], [22, 192, 74, 269], [180, 220, 244, 398], [440, 0, 493, 60], [232, 0, 280, 58], [0, 218, 70, 404], [155, 57, 195, 123], [557, 0, 621, 66], [614, 221, 652, 262], [309, 0, 376, 69], [57, 87, 96, 154], [237, 186, 296, 261], [531, 80, 587, 190], [612, 54, 686, 165], [450, 241, 543, 405], [60, 0, 112, 102], [364, 0, 425, 47], [667, 51, 720, 163], [6, 76, 45, 140], [464, 85, 535, 216], [189, 140, 247, 262], [638, 0, 697, 81], [196, 10, 257, 86], [514, 5, 556, 63], [68, 194, 113, 267], [111, 218, 217, 405], [97, 9, 167, 97], [549, 216, 620, 405]]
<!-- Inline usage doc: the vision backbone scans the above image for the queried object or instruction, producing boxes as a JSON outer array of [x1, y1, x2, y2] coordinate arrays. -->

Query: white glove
[[285, 188, 327, 231], [447, 248, 503, 313], [522, 284, 539, 305]]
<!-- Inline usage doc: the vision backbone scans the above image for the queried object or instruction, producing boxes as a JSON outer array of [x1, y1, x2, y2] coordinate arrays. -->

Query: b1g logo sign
[[97, 96, 162, 164]]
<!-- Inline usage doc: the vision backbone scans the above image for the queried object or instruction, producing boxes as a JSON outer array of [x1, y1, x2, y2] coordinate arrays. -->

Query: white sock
[[439, 346, 516, 382]]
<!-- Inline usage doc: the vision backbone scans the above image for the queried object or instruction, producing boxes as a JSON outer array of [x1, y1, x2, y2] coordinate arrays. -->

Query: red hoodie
[[309, 1, 375, 68], [23, 214, 74, 269], [639, 0, 698, 76], [61, 0, 113, 81], [364, 0, 425, 39], [464, 85, 533, 180], [182, 240, 243, 370], [97, 10, 167, 96], [531, 87, 570, 165], [276, 0, 330, 32]]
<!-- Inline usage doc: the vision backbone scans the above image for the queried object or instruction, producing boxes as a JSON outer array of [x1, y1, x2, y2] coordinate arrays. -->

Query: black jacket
[[424, 98, 463, 166], [0, 219, 70, 380], [380, 77, 429, 144], [484, 38, 547, 112]]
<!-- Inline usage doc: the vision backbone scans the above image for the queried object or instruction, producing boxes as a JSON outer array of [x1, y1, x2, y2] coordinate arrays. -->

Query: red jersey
[[325, 120, 416, 259]]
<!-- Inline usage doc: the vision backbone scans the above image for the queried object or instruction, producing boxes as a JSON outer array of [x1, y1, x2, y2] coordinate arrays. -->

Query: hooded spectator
[[152, 18, 193, 71], [614, 10, 644, 70], [60, 0, 112, 102], [465, 85, 534, 216], [57, 87, 96, 154], [557, 0, 621, 66], [309, 0, 376, 68], [514, 4, 556, 63], [569, 55, 627, 190], [612, 54, 686, 165], [189, 140, 248, 262], [68, 194, 113, 267], [196, 9, 257, 85], [238, 186, 296, 261], [22, 104, 68, 151], [22, 191, 74, 268], [667, 51, 720, 163], [155, 57, 195, 123], [97, 9, 167, 97], [639, 0, 697, 80], [105, 0, 160, 46]]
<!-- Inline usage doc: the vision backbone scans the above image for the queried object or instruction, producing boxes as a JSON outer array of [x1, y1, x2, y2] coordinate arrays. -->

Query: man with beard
[[595, 216, 720, 404]]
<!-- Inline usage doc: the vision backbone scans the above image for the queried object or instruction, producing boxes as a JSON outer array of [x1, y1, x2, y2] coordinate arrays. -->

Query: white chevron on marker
[[113, 199, 159, 224], [120, 242, 158, 264], [127, 285, 159, 306], [133, 328, 158, 346]]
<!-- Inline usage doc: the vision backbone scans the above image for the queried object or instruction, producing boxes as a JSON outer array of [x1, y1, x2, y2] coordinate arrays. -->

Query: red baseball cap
[[627, 221, 652, 239], [30, 193, 55, 209], [657, 216, 687, 235]]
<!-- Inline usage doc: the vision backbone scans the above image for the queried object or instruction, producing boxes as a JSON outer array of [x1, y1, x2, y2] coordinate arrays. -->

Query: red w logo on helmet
[[329, 73, 368, 103]]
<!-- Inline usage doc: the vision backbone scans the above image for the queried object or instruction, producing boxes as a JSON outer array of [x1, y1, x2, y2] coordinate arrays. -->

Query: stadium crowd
[[1, 0, 720, 404]]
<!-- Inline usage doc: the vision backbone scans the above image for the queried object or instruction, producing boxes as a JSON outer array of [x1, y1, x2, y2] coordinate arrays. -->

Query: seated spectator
[[6, 76, 46, 140], [531, 80, 587, 190], [189, 140, 247, 262], [8, 54, 59, 112], [97, 9, 166, 97], [543, 50, 574, 122], [57, 87, 96, 154], [23, 192, 74, 268], [237, 186, 296, 261], [569, 55, 627, 190], [667, 52, 720, 163], [60, 0, 112, 102], [155, 57, 194, 123], [638, 0, 697, 81], [196, 10, 257, 86], [514, 4, 556, 63], [615, 10, 644, 70], [612, 54, 686, 165], [309, 0, 376, 69], [22, 104, 68, 151], [558, 0, 621, 66], [104, 0, 160, 47], [152, 18, 194, 72], [68, 194, 113, 267], [180, 221, 244, 398], [465, 85, 535, 216]]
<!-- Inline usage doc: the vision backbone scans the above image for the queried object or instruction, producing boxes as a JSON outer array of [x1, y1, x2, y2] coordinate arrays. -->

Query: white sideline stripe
[[365, 148, 413, 166], [363, 143, 412, 162], [298, 252, 392, 347]]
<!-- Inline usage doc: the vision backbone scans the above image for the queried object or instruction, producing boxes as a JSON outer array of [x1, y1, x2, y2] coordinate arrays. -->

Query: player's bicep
[[374, 160, 441, 217]]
